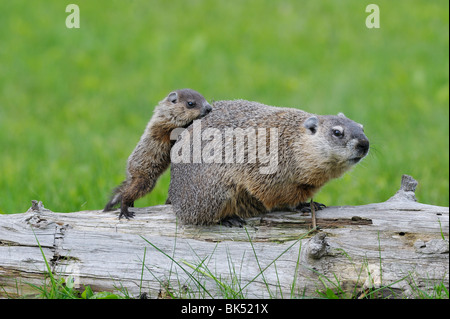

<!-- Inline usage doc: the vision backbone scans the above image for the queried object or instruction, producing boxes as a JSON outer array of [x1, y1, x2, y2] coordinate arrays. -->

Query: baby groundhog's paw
[[219, 215, 247, 228], [295, 201, 326, 213], [119, 210, 135, 220]]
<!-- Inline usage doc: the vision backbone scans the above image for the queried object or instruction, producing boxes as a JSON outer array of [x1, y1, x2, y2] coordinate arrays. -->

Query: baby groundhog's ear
[[168, 92, 178, 104], [303, 116, 319, 134], [338, 112, 347, 118]]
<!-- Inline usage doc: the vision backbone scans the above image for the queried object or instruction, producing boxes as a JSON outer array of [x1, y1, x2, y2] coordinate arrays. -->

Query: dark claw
[[296, 201, 326, 213], [119, 210, 135, 220], [220, 216, 247, 228]]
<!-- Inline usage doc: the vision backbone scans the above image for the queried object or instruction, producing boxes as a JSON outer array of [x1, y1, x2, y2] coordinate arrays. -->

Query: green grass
[[0, 0, 448, 214]]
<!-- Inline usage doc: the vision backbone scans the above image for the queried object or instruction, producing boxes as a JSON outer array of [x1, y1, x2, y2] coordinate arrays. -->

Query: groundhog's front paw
[[295, 201, 326, 213], [219, 216, 247, 228]]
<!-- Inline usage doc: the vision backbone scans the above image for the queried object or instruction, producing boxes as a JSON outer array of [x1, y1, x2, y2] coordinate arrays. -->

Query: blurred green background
[[0, 0, 448, 214]]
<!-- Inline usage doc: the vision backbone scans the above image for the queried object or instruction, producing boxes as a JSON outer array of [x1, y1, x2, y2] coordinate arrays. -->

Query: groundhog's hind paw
[[219, 216, 247, 228], [119, 210, 135, 220]]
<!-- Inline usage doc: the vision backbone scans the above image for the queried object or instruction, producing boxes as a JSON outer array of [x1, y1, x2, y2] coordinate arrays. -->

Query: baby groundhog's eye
[[187, 101, 196, 108]]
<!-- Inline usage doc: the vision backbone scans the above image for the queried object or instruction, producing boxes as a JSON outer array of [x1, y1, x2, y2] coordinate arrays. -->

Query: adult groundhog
[[104, 89, 212, 219], [168, 99, 369, 226]]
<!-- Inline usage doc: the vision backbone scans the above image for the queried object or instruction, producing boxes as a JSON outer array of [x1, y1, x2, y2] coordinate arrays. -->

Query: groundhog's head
[[302, 112, 369, 176], [159, 88, 212, 128]]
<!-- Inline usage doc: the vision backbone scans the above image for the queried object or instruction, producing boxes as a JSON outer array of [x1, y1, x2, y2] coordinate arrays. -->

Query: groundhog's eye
[[332, 129, 344, 138], [187, 101, 196, 108]]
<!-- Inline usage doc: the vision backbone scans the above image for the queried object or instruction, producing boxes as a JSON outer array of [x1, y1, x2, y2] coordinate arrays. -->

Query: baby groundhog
[[168, 100, 369, 226], [104, 89, 212, 219]]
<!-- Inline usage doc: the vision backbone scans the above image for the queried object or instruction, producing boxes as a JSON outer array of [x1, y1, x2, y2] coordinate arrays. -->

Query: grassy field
[[0, 0, 448, 215]]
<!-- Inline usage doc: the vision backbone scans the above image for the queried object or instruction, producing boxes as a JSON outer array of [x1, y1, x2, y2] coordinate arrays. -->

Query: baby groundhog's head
[[160, 88, 212, 128], [302, 112, 369, 175]]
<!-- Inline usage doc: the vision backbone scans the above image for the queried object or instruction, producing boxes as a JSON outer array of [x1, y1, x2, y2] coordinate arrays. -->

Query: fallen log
[[0, 175, 448, 298]]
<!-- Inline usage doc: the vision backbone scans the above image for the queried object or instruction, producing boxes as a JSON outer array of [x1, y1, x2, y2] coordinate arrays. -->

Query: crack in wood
[[259, 217, 372, 228], [49, 223, 72, 268]]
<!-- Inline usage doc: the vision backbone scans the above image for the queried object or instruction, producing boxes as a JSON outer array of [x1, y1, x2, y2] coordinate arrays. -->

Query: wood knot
[[307, 232, 329, 259], [414, 239, 449, 254]]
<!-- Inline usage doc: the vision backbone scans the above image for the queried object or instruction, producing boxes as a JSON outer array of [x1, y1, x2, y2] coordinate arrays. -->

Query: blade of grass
[[238, 228, 314, 296], [243, 227, 273, 298], [140, 235, 214, 298], [139, 246, 146, 297]]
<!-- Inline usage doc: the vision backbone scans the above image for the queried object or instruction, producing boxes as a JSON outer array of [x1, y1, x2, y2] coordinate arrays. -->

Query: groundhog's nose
[[356, 138, 370, 156]]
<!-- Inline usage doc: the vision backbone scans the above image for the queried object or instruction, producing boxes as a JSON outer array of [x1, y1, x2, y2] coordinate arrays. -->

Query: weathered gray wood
[[0, 175, 448, 298]]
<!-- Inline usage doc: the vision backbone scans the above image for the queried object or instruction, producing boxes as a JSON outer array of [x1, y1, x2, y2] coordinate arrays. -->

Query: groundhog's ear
[[338, 112, 347, 118], [168, 92, 178, 104], [303, 116, 318, 134]]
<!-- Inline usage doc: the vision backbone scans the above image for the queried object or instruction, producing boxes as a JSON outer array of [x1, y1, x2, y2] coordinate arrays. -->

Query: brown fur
[[104, 89, 212, 219], [168, 100, 369, 225]]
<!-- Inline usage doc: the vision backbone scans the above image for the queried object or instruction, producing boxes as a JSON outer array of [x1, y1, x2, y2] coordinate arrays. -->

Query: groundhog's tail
[[103, 181, 126, 211]]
